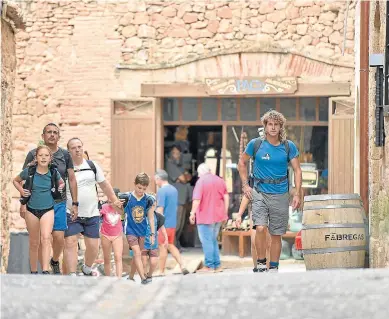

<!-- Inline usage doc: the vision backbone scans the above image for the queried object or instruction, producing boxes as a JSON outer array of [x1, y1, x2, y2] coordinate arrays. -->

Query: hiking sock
[[269, 261, 279, 269]]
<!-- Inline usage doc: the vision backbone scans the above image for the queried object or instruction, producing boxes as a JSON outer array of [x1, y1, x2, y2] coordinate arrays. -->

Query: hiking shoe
[[253, 268, 258, 273], [30, 271, 38, 275], [256, 261, 267, 273], [141, 278, 150, 285], [182, 268, 190, 275], [42, 271, 50, 275], [268, 267, 279, 273], [50, 258, 61, 274]]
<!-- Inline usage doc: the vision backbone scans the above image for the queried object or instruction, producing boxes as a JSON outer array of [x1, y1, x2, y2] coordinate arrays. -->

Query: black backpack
[[19, 165, 62, 205], [249, 138, 291, 188]]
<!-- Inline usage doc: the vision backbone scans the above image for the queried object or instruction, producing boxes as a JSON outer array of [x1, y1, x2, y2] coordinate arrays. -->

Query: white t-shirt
[[66, 159, 105, 218]]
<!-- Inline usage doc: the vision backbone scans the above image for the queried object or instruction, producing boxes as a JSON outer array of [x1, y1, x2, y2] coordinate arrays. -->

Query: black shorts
[[27, 206, 54, 219]]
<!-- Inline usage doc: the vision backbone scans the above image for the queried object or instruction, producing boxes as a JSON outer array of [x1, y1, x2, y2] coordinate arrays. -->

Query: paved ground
[[2, 267, 389, 319]]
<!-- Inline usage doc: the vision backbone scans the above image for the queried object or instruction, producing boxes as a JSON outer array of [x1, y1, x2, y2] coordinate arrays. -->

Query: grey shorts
[[251, 189, 289, 235]]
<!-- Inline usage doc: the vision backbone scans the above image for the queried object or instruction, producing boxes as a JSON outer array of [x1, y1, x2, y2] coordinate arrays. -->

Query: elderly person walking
[[189, 163, 229, 273]]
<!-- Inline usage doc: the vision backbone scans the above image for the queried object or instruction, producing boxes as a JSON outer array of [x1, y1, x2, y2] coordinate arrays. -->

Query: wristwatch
[[72, 201, 79, 207]]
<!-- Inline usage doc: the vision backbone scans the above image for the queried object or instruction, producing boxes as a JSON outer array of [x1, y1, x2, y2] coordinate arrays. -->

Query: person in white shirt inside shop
[[64, 137, 121, 276]]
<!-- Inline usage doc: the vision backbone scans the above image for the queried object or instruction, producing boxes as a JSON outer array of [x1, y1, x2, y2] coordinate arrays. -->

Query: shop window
[[163, 98, 179, 121], [299, 97, 316, 121], [201, 98, 218, 121], [260, 98, 276, 117], [240, 98, 257, 121], [222, 98, 237, 121], [319, 97, 329, 121], [280, 98, 297, 120], [182, 98, 198, 121]]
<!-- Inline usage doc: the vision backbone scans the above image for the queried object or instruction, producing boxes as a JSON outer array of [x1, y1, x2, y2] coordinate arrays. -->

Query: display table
[[221, 230, 297, 258]]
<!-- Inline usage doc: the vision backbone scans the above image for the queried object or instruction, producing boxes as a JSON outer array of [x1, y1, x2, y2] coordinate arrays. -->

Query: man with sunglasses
[[22, 123, 78, 274]]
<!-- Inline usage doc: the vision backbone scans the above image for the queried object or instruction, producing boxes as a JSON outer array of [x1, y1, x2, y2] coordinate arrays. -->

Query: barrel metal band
[[302, 223, 366, 230], [303, 246, 366, 255], [304, 194, 361, 202], [303, 204, 362, 211]]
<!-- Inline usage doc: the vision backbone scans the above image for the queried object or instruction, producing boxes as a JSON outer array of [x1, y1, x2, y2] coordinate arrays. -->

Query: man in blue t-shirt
[[124, 173, 156, 285], [238, 110, 302, 273], [154, 169, 189, 275]]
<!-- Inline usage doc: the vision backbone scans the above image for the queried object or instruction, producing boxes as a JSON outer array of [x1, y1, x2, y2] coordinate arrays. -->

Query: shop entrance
[[164, 125, 223, 183]]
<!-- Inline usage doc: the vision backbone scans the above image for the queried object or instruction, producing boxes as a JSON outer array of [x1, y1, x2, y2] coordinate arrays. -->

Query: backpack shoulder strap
[[86, 160, 97, 177], [283, 140, 291, 163], [252, 138, 263, 162]]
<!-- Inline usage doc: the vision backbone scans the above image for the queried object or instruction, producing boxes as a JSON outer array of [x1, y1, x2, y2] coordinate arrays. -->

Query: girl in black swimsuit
[[13, 145, 64, 274]]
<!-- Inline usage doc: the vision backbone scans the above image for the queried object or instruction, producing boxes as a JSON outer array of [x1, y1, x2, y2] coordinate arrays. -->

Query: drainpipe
[[360, 0, 369, 215]]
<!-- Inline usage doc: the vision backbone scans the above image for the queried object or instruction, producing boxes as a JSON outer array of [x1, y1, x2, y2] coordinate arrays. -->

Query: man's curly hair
[[261, 110, 287, 142]]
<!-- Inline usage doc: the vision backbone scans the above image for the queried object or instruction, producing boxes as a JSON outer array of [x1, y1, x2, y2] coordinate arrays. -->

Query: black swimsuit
[[27, 206, 54, 219]]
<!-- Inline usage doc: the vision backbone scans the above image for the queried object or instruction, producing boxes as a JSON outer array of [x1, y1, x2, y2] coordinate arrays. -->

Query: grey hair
[[155, 169, 168, 181], [197, 163, 211, 176]]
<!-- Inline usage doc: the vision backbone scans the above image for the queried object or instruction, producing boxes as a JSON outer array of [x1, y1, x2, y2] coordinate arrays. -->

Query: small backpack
[[20, 165, 61, 205]]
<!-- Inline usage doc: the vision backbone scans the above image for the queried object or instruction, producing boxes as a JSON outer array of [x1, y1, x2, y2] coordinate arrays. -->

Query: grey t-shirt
[[165, 158, 191, 206], [23, 147, 74, 202]]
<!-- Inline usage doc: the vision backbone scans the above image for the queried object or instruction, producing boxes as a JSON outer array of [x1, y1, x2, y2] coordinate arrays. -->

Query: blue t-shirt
[[144, 213, 158, 250], [20, 168, 61, 210], [156, 184, 178, 228], [245, 139, 299, 194], [124, 193, 155, 237]]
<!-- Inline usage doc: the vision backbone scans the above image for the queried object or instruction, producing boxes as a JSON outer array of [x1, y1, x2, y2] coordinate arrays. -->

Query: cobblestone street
[[2, 268, 389, 319]]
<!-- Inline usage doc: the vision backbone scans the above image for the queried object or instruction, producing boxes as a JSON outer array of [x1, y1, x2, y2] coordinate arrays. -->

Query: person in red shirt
[[189, 163, 229, 273]]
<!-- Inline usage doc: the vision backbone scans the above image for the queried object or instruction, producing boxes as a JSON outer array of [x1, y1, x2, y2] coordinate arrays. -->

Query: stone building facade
[[1, 1, 25, 272], [368, 1, 389, 268], [9, 0, 356, 232]]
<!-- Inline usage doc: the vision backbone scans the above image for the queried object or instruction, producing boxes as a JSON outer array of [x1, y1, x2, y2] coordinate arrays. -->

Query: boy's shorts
[[141, 248, 159, 258], [127, 235, 145, 249], [158, 228, 175, 245], [251, 189, 289, 235]]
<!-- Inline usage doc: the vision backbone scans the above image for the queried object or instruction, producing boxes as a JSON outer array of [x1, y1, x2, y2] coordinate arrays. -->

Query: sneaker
[[181, 268, 190, 275], [81, 265, 99, 276], [146, 276, 152, 283], [50, 258, 61, 275], [128, 277, 135, 282], [42, 271, 50, 275], [69, 272, 77, 277], [256, 261, 267, 273], [30, 271, 38, 275], [268, 267, 279, 273], [253, 268, 258, 273], [141, 278, 150, 285]]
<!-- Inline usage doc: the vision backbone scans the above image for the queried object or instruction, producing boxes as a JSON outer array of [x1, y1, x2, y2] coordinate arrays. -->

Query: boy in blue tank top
[[124, 173, 156, 285]]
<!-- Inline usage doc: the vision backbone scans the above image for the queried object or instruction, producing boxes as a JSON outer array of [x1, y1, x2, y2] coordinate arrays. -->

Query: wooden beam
[[141, 81, 351, 98]]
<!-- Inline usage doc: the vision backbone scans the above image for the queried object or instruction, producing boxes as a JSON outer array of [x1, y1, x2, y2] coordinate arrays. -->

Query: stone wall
[[10, 0, 356, 231], [368, 1, 389, 268], [1, 1, 24, 272], [117, 0, 356, 69]]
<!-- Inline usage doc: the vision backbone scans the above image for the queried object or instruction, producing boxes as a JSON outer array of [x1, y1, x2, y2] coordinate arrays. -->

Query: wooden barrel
[[302, 194, 368, 270]]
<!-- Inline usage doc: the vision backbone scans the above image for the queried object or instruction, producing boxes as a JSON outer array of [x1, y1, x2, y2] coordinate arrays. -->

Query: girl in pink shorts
[[100, 202, 123, 277]]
